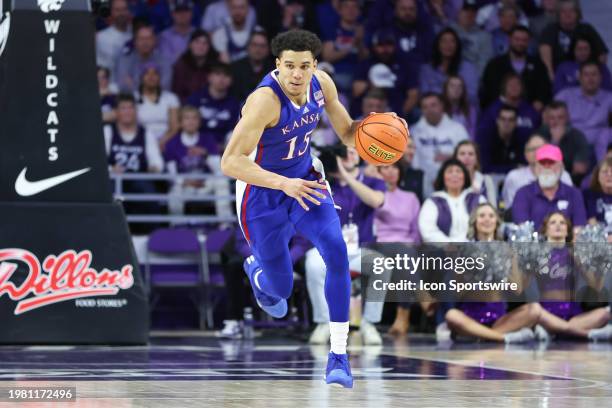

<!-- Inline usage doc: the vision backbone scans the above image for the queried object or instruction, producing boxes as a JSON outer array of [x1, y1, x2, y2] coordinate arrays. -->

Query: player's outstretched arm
[[315, 70, 358, 147], [221, 89, 326, 211]]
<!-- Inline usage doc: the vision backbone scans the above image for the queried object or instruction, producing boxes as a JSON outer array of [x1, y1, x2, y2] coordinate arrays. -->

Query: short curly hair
[[271, 29, 322, 59]]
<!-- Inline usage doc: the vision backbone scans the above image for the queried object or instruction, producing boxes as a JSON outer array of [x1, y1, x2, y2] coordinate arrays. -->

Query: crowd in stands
[[95, 0, 612, 343]]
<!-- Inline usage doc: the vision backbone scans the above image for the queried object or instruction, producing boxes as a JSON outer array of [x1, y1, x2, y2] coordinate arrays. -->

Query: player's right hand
[[280, 178, 327, 211]]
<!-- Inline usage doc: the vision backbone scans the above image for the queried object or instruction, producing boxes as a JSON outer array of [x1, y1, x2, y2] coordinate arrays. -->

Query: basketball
[[355, 113, 409, 166]]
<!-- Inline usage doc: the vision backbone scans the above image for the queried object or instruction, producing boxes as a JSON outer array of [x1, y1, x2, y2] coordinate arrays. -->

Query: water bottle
[[243, 307, 254, 340]]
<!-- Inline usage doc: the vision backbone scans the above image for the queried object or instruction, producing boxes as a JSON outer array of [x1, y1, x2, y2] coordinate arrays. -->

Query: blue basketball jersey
[[249, 70, 326, 179]]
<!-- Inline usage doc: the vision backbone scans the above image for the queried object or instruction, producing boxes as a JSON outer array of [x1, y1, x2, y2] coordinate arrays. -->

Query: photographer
[[306, 145, 389, 345]]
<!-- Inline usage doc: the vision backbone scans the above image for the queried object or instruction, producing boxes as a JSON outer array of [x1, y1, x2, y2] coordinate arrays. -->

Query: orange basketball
[[355, 113, 409, 166]]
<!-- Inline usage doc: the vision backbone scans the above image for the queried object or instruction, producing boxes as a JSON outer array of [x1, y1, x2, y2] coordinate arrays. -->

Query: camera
[[311, 143, 347, 175]]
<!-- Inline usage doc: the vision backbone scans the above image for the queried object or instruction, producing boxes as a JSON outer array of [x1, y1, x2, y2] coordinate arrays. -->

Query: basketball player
[[221, 29, 405, 388]]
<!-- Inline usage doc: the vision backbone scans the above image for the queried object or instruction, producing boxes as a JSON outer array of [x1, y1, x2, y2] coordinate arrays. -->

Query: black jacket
[[479, 54, 552, 109]]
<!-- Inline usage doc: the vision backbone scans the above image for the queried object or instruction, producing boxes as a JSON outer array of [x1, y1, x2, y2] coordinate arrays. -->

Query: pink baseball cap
[[535, 144, 563, 162]]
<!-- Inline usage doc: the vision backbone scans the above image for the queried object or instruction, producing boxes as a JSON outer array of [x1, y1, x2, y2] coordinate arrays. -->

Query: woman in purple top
[[453, 140, 497, 207], [418, 28, 478, 104], [442, 75, 477, 139], [535, 212, 611, 340], [373, 161, 423, 335], [171, 30, 220, 103], [583, 157, 612, 239], [553, 34, 612, 94], [445, 203, 541, 343]]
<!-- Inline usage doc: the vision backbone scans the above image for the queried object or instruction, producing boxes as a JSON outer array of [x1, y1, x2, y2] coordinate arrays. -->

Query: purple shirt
[[158, 26, 195, 65], [374, 188, 420, 243], [478, 98, 542, 142], [331, 171, 386, 244], [163, 132, 219, 173], [419, 61, 479, 104], [583, 189, 612, 229], [553, 61, 612, 94], [512, 181, 587, 229], [555, 87, 612, 161], [186, 88, 240, 146]]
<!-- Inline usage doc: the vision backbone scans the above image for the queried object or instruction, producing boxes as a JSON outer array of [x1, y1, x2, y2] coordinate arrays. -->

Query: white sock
[[329, 321, 349, 355]]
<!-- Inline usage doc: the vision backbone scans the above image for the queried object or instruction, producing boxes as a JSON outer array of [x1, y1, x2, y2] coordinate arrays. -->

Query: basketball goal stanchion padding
[[0, 0, 148, 344]]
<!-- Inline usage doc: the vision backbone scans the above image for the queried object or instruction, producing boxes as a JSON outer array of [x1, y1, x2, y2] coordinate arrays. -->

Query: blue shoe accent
[[243, 256, 288, 318], [325, 352, 353, 388]]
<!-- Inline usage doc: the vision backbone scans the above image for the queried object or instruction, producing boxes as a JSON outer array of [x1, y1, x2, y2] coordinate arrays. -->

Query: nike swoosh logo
[[15, 167, 91, 196]]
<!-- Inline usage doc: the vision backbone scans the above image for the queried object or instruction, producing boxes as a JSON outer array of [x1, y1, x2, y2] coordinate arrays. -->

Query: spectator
[[480, 25, 551, 110], [389, 0, 435, 64], [306, 146, 387, 345], [135, 63, 180, 149], [528, 0, 557, 41], [453, 140, 498, 207], [164, 106, 231, 218], [105, 94, 163, 177], [553, 34, 612, 93], [476, 0, 529, 32], [450, 2, 493, 76], [186, 63, 240, 149], [583, 157, 612, 236], [320, 0, 366, 93], [418, 159, 486, 242], [211, 0, 260, 63], [352, 28, 419, 119], [374, 161, 421, 336], [478, 105, 527, 174], [375, 161, 421, 243], [419, 28, 478, 104], [512, 144, 586, 229], [539, 0, 608, 79], [96, 0, 132, 70], [98, 66, 118, 124], [555, 61, 612, 161], [490, 4, 519, 56], [114, 25, 172, 92], [442, 75, 477, 138], [537, 101, 591, 184], [399, 136, 425, 202], [412, 93, 469, 198], [580, 145, 612, 190], [158, 0, 196, 66], [501, 134, 573, 209], [478, 73, 541, 144], [279, 0, 319, 33], [230, 31, 275, 102], [200, 0, 256, 34], [423, 0, 461, 33], [172, 30, 220, 104]]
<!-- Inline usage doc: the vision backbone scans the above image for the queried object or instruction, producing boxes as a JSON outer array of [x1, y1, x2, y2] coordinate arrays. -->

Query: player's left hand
[[369, 111, 409, 132]]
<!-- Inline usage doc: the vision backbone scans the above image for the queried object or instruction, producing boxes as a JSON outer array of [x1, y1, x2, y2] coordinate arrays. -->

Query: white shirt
[[411, 114, 470, 198], [135, 91, 180, 140], [96, 25, 132, 70], [473, 171, 497, 207], [418, 190, 486, 243], [201, 0, 257, 33], [501, 166, 574, 208], [104, 125, 164, 172], [212, 21, 255, 61]]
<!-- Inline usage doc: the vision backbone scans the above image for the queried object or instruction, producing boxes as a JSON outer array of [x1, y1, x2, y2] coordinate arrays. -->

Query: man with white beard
[[512, 144, 586, 230]]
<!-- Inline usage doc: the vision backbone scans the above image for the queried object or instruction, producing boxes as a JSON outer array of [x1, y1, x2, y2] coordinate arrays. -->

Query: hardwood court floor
[[0, 332, 611, 407]]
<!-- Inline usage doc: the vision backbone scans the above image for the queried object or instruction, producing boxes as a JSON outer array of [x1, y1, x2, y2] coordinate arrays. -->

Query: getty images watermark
[[359, 242, 612, 303]]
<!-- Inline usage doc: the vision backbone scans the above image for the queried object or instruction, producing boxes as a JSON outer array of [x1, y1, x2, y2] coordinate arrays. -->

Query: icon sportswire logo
[[0, 0, 10, 58], [38, 0, 66, 13], [15, 167, 90, 196], [0, 248, 135, 315]]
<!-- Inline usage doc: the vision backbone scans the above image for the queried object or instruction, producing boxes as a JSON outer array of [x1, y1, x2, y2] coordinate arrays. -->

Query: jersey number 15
[[282, 130, 313, 160]]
